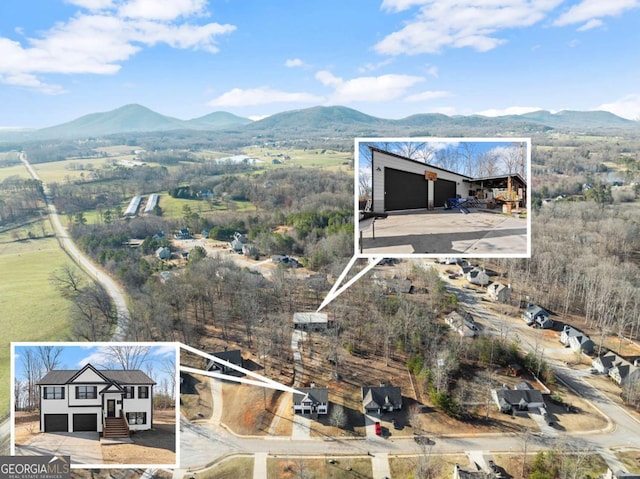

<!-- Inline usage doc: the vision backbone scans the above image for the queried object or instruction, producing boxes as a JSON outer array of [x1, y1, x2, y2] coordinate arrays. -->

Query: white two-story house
[[37, 363, 155, 437]]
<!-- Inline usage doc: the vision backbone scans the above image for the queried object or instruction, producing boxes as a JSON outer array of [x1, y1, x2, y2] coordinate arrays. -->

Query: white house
[[560, 325, 594, 354], [487, 282, 511, 303], [37, 363, 155, 437], [444, 311, 477, 338], [466, 268, 490, 286], [293, 385, 329, 415]]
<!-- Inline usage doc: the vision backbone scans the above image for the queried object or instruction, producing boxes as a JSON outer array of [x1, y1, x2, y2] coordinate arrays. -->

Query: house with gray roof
[[487, 282, 511, 303], [37, 363, 155, 437], [492, 383, 544, 413], [206, 349, 244, 375], [362, 384, 402, 414], [523, 304, 554, 329], [293, 385, 329, 415], [560, 325, 594, 354]]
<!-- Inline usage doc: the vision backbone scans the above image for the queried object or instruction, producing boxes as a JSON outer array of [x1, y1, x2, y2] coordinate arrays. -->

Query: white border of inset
[[354, 136, 532, 259], [10, 341, 180, 470]]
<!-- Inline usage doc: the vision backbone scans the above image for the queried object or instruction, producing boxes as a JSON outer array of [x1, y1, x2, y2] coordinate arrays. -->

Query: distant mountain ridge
[[2, 104, 638, 142], [30, 104, 253, 139]]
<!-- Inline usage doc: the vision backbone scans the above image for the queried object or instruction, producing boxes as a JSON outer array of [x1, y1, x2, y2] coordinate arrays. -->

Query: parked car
[[374, 421, 382, 436]]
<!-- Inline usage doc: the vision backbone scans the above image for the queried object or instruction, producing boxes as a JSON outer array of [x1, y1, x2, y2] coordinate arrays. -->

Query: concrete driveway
[[15, 432, 103, 465]]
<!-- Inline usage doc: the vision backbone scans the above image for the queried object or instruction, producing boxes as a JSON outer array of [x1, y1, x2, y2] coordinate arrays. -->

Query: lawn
[[267, 456, 372, 479], [389, 454, 467, 479], [190, 456, 254, 479], [158, 193, 256, 219], [0, 232, 77, 417]]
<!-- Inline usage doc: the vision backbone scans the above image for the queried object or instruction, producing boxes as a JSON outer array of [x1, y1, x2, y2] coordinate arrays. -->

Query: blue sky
[[1, 0, 639, 127], [13, 343, 177, 387]]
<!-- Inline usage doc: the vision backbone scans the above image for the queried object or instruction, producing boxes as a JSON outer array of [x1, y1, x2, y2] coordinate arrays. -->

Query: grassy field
[[31, 156, 120, 183], [157, 193, 256, 218], [243, 147, 352, 169], [0, 227, 77, 417], [192, 456, 254, 479], [0, 163, 30, 182]]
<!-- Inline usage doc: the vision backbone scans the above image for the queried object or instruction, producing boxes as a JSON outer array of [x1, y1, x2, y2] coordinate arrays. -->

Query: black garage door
[[44, 414, 68, 432], [434, 178, 457, 207], [384, 168, 429, 211], [73, 413, 97, 432]]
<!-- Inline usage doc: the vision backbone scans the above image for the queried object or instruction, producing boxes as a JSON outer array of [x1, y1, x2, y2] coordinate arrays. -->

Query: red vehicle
[[374, 421, 382, 436]]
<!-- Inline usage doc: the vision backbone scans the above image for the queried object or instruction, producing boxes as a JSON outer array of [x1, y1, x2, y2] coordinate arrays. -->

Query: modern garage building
[[370, 147, 471, 212], [370, 147, 527, 212]]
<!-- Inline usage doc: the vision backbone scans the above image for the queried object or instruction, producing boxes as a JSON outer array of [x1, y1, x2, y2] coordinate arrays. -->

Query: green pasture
[[243, 147, 352, 169], [0, 163, 29, 182], [156, 193, 256, 219], [32, 156, 122, 183], [0, 227, 77, 417]]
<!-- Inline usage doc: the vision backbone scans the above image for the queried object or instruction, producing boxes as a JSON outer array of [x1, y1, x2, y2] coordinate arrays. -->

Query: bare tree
[[36, 346, 63, 373], [20, 349, 43, 411], [101, 345, 151, 370]]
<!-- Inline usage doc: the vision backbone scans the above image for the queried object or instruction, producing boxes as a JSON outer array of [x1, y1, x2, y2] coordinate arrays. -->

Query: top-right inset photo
[[357, 138, 531, 258]]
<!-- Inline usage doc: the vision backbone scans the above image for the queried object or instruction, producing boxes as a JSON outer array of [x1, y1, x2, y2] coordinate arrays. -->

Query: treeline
[[0, 176, 44, 226], [493, 200, 640, 347]]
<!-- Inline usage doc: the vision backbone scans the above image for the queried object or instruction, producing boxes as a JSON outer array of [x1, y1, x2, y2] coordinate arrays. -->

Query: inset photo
[[12, 342, 178, 468], [356, 138, 531, 257]]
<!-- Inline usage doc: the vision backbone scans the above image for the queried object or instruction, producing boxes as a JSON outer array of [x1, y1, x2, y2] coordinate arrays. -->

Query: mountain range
[[1, 104, 638, 142]]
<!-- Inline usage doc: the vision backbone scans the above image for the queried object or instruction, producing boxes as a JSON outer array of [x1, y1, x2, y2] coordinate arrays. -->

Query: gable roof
[[293, 387, 329, 406], [38, 364, 155, 386], [362, 385, 402, 409], [495, 388, 543, 406]]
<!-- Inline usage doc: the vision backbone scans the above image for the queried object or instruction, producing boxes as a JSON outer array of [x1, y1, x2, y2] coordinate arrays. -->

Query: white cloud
[[404, 90, 452, 102], [554, 0, 639, 28], [597, 94, 640, 120], [65, 0, 114, 9], [248, 114, 269, 121], [375, 0, 563, 55], [285, 58, 304, 67], [358, 59, 393, 73], [577, 18, 604, 30], [0, 2, 235, 93], [315, 70, 424, 103], [477, 106, 543, 116], [208, 87, 324, 107], [118, 0, 208, 20], [426, 65, 439, 78], [568, 39, 580, 47]]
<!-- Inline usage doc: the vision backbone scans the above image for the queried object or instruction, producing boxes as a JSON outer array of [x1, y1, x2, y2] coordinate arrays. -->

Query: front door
[[107, 399, 116, 418]]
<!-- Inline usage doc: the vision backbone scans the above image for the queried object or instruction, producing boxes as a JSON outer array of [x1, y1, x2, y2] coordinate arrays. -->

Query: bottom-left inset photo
[[11, 342, 178, 468]]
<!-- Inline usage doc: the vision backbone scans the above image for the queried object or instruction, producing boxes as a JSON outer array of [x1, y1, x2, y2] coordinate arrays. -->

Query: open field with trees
[[0, 233, 76, 416]]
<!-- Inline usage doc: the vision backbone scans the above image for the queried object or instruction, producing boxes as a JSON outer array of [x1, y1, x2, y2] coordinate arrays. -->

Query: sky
[[1, 0, 639, 128], [13, 342, 177, 389]]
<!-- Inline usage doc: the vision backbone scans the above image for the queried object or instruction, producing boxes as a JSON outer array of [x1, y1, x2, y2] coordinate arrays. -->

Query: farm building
[[143, 193, 159, 213], [124, 195, 142, 217]]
